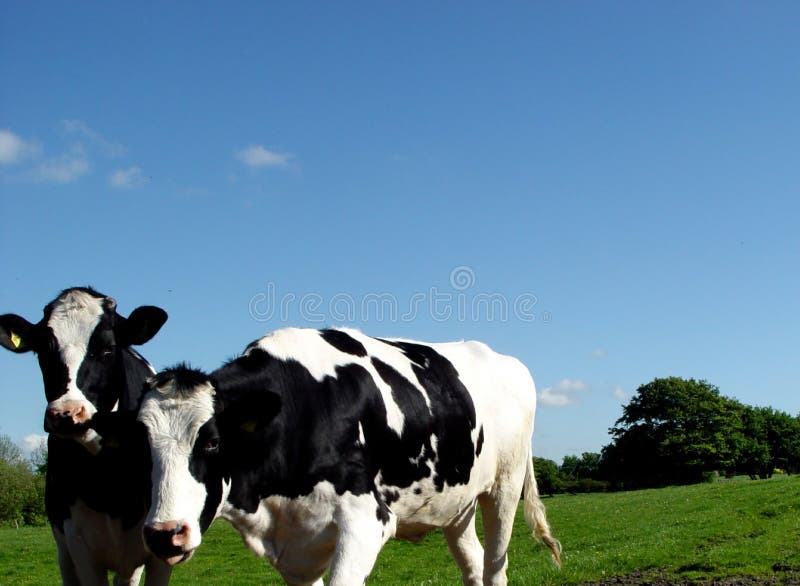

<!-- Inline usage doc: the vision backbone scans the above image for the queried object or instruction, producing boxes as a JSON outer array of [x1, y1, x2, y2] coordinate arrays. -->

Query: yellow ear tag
[[10, 331, 22, 349]]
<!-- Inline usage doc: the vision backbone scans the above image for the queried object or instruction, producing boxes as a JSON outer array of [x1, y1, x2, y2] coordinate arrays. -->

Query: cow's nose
[[47, 402, 89, 422], [45, 405, 89, 434], [143, 521, 194, 565]]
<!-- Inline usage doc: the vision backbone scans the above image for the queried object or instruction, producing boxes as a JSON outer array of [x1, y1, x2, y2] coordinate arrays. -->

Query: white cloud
[[1, 122, 133, 185], [32, 145, 90, 183], [62, 119, 126, 158], [21, 434, 47, 455], [613, 386, 630, 401], [109, 166, 146, 189], [0, 129, 40, 165], [539, 379, 590, 407], [236, 145, 293, 168]]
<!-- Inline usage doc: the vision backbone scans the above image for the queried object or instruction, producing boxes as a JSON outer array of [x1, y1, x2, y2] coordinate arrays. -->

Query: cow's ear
[[116, 306, 168, 346], [0, 314, 37, 353], [220, 391, 282, 434]]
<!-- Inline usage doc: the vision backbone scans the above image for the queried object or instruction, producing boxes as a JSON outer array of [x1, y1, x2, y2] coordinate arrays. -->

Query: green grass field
[[1, 476, 798, 585]]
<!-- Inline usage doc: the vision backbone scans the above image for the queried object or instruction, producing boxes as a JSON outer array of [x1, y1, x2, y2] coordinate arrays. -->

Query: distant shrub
[[563, 478, 610, 493]]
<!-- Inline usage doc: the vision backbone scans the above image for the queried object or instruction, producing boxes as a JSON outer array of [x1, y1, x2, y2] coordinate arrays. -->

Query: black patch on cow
[[180, 334, 479, 531], [191, 418, 224, 533], [319, 329, 367, 357], [476, 425, 484, 457], [48, 417, 153, 532], [35, 330, 70, 405], [75, 310, 124, 412], [374, 488, 391, 524], [205, 350, 380, 514], [381, 488, 400, 506], [367, 356, 439, 486], [376, 339, 477, 491]]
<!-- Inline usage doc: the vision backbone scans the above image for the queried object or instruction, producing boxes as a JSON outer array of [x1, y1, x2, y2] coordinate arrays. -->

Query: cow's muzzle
[[143, 521, 196, 566], [44, 402, 91, 436]]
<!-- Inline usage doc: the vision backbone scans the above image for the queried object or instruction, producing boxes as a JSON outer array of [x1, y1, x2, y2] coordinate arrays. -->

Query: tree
[[533, 457, 563, 496], [561, 452, 600, 481], [28, 438, 48, 476], [753, 407, 800, 475], [0, 435, 24, 466], [601, 378, 743, 487], [0, 434, 46, 526], [735, 405, 773, 479]]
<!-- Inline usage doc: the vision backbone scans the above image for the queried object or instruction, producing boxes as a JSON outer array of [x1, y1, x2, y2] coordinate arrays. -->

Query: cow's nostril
[[143, 520, 193, 564]]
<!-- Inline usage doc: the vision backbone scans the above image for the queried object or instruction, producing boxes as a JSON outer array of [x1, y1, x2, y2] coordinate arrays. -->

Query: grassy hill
[[1, 475, 798, 584]]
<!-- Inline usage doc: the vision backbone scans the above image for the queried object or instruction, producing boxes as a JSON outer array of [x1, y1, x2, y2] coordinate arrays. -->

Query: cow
[[0, 287, 172, 586], [137, 327, 561, 586]]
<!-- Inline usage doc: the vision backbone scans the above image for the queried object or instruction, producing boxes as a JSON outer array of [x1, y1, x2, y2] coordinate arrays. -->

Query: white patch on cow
[[138, 378, 216, 550], [220, 481, 392, 585], [46, 290, 106, 418], [80, 429, 103, 455], [253, 328, 355, 382], [357, 422, 365, 446], [254, 328, 417, 437]]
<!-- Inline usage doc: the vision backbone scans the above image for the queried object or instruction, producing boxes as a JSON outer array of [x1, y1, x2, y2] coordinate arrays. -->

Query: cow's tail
[[523, 453, 562, 568]]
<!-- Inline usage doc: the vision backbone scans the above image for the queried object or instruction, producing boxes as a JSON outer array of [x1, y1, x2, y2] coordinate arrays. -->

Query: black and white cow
[[138, 327, 561, 586], [0, 287, 172, 586]]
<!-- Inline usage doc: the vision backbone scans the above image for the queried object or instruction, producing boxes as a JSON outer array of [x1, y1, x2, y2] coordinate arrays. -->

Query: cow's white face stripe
[[138, 380, 216, 549], [46, 290, 105, 415]]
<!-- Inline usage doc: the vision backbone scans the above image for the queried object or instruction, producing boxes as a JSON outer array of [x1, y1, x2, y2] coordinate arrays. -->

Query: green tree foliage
[[560, 452, 608, 492], [601, 378, 736, 486], [561, 452, 601, 481], [533, 457, 563, 496], [0, 434, 46, 526], [601, 377, 800, 488], [735, 406, 800, 478]]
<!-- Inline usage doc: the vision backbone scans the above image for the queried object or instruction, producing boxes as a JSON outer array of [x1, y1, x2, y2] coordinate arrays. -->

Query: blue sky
[[1, 2, 798, 463]]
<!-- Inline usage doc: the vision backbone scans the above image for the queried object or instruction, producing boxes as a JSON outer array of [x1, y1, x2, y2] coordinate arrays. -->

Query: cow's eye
[[204, 438, 220, 454], [88, 348, 115, 360]]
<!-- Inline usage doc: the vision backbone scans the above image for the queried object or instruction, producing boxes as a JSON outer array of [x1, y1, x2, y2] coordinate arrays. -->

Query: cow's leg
[[141, 558, 173, 586], [479, 471, 526, 586], [112, 566, 143, 586], [442, 502, 484, 586], [52, 528, 81, 586], [327, 493, 395, 586], [61, 522, 110, 586]]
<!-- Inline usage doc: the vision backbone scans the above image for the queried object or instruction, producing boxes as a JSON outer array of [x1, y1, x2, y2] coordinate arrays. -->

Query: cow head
[[0, 287, 167, 449], [137, 365, 280, 565]]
